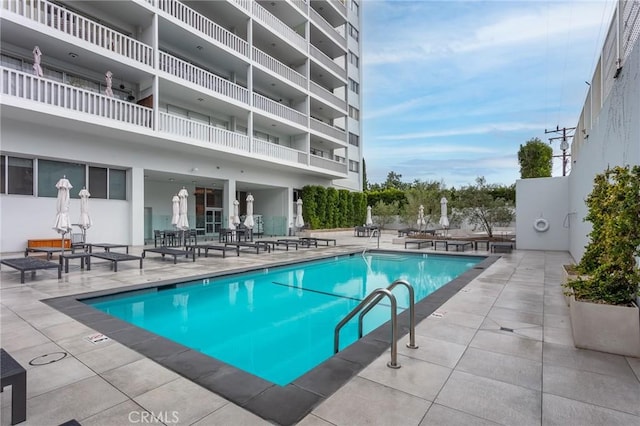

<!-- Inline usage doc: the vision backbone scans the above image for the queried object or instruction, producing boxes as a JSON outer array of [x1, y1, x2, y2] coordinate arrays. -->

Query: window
[[349, 24, 359, 42], [349, 106, 360, 120], [349, 160, 359, 172], [1, 156, 33, 195], [351, 0, 359, 16], [89, 167, 107, 199], [253, 130, 279, 144], [349, 51, 359, 68], [310, 147, 325, 157], [88, 167, 125, 200], [349, 132, 359, 147], [109, 169, 126, 200], [349, 78, 360, 94], [38, 159, 85, 198]]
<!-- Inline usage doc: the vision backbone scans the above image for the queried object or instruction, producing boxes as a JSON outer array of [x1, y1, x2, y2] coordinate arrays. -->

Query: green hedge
[[301, 185, 367, 229]]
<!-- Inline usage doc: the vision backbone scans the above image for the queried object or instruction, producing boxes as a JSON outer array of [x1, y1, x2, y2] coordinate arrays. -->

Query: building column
[[224, 179, 237, 229], [130, 167, 145, 246]]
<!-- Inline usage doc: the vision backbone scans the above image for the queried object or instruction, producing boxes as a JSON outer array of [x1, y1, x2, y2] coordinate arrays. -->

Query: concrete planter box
[[569, 295, 640, 357], [561, 265, 588, 306]]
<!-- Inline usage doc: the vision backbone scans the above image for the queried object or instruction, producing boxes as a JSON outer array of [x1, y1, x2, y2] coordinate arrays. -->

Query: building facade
[[0, 0, 363, 252]]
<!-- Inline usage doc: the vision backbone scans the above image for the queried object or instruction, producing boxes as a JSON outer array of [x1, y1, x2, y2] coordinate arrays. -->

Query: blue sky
[[362, 0, 616, 187]]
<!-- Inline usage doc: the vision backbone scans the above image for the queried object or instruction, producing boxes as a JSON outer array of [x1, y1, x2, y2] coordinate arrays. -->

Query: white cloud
[[374, 122, 545, 141]]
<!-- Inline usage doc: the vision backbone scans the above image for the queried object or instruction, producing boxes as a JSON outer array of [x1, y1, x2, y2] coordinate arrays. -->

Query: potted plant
[[564, 165, 640, 357]]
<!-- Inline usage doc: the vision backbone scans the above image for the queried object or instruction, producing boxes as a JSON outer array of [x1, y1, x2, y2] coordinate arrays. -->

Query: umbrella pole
[[61, 231, 65, 256]]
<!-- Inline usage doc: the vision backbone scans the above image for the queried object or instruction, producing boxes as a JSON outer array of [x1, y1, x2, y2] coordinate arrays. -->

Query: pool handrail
[[357, 279, 418, 350], [334, 288, 401, 369]]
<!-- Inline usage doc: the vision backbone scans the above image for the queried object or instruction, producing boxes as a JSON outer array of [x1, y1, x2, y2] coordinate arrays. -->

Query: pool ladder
[[334, 279, 418, 369]]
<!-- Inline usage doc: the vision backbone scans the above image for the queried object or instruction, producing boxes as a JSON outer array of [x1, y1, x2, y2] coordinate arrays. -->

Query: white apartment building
[[0, 0, 364, 252]]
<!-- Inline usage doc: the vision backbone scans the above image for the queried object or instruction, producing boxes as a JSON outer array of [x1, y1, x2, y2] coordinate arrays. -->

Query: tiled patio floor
[[1, 231, 639, 425]]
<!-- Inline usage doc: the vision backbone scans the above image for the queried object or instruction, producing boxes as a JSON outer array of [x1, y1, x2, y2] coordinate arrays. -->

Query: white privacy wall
[[516, 177, 570, 251], [515, 37, 639, 260]]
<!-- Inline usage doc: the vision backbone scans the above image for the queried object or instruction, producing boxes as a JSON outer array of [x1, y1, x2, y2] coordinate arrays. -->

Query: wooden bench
[[142, 247, 195, 264], [59, 252, 91, 273], [1, 348, 27, 424], [404, 239, 433, 249], [90, 252, 143, 271], [1, 257, 61, 283], [190, 244, 239, 258]]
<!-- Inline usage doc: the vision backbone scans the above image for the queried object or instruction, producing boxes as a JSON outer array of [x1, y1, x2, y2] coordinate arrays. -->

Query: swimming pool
[[84, 252, 481, 385], [46, 249, 495, 425]]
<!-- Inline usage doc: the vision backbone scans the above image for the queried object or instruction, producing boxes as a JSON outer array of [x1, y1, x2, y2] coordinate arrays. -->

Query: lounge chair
[[303, 237, 336, 246], [260, 240, 299, 251], [1, 349, 27, 425], [277, 238, 317, 248], [1, 257, 62, 283], [190, 244, 239, 258], [224, 241, 270, 254], [142, 247, 195, 263], [90, 252, 143, 271], [404, 239, 433, 249]]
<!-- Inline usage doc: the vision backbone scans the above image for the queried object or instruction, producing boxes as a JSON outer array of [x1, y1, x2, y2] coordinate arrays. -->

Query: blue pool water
[[86, 252, 481, 385]]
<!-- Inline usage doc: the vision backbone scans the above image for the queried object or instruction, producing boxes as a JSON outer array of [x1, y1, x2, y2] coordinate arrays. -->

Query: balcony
[[158, 112, 250, 152], [310, 154, 347, 173], [253, 93, 307, 127], [252, 139, 307, 166], [309, 7, 346, 48], [309, 81, 346, 111], [252, 47, 307, 90], [1, 67, 153, 128], [155, 0, 250, 59], [251, 1, 308, 53], [2, 0, 153, 67], [159, 52, 250, 105], [310, 117, 346, 142], [309, 45, 346, 80]]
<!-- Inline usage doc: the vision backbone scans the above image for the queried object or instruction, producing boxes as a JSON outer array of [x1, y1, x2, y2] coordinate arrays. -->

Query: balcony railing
[[310, 117, 347, 142], [159, 52, 250, 104], [289, 0, 308, 14], [252, 139, 306, 165], [156, 0, 249, 58], [253, 93, 307, 126], [309, 7, 346, 47], [252, 47, 307, 90], [310, 154, 347, 173], [309, 81, 346, 111], [310, 45, 347, 80], [159, 112, 250, 152], [251, 1, 307, 53], [2, 0, 154, 67], [1, 67, 153, 128]]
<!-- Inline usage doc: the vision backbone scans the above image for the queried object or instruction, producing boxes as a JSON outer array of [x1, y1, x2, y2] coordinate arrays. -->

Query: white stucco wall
[[568, 40, 640, 262], [516, 177, 570, 251]]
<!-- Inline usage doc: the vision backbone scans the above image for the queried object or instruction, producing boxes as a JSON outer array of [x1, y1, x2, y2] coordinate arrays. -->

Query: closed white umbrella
[[295, 198, 304, 229], [365, 205, 373, 226], [177, 187, 189, 230], [171, 195, 180, 227], [230, 199, 241, 230], [53, 176, 73, 254], [417, 205, 426, 230], [244, 193, 254, 229], [439, 197, 449, 237], [78, 187, 92, 244]]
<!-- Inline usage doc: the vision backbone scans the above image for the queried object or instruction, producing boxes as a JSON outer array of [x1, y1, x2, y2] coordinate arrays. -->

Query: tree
[[457, 177, 514, 238], [400, 180, 444, 227], [384, 171, 406, 190], [362, 158, 368, 191], [372, 200, 399, 229], [518, 137, 553, 178]]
